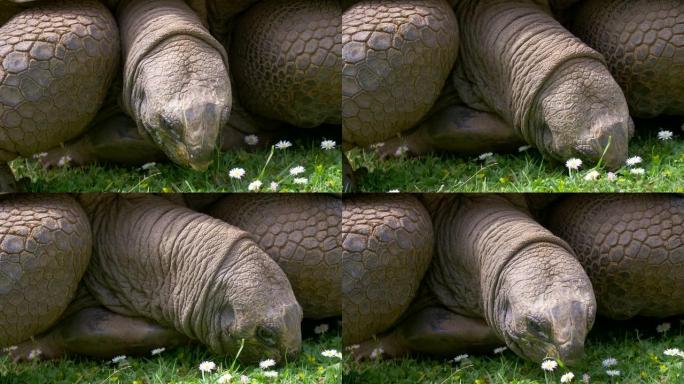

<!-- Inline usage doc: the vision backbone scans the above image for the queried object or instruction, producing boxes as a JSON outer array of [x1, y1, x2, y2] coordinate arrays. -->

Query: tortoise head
[[531, 58, 632, 170], [132, 36, 231, 171], [494, 244, 596, 366], [201, 238, 302, 363]]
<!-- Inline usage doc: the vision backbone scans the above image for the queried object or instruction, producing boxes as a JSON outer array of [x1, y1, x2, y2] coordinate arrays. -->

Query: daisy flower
[[275, 140, 292, 149], [541, 359, 558, 372], [625, 156, 642, 166], [658, 130, 673, 140], [248, 180, 262, 191], [229, 168, 246, 179], [290, 166, 305, 175], [244, 135, 259, 145], [199, 361, 216, 373], [259, 359, 276, 369], [565, 158, 582, 170], [561, 372, 575, 383], [320, 140, 336, 150]]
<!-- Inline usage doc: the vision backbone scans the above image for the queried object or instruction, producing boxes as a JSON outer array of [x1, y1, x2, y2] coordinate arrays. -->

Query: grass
[[345, 316, 684, 383], [0, 325, 341, 384], [9, 139, 342, 193], [348, 125, 684, 193]]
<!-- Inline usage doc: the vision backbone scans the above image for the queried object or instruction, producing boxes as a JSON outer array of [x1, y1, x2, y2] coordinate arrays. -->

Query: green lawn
[[0, 329, 341, 384], [344, 317, 684, 384], [348, 127, 684, 193], [9, 140, 342, 193]]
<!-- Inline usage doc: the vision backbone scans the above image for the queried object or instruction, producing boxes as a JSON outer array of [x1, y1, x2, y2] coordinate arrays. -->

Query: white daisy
[[565, 158, 582, 170], [270, 182, 279, 192], [111, 355, 127, 364], [453, 354, 469, 363], [582, 373, 591, 383], [630, 167, 645, 175], [275, 140, 292, 149], [584, 170, 600, 181], [541, 359, 558, 372], [244, 135, 259, 145], [606, 172, 618, 181], [625, 156, 642, 166], [346, 344, 360, 351], [388, 189, 400, 193], [263, 371, 278, 378], [240, 375, 250, 383], [229, 167, 246, 179], [151, 347, 165, 356], [664, 348, 684, 357], [602, 357, 618, 367], [561, 372, 575, 383], [33, 152, 48, 159], [478, 152, 494, 161], [28, 349, 42, 360], [605, 370, 620, 377], [217, 373, 233, 384], [290, 166, 305, 175], [320, 140, 336, 150], [493, 346, 508, 354], [314, 323, 329, 334], [394, 145, 409, 157], [141, 162, 157, 170], [293, 177, 308, 185], [199, 361, 216, 373], [370, 347, 384, 360], [247, 180, 262, 191], [658, 130, 673, 140], [259, 359, 276, 369], [657, 322, 671, 333], [321, 349, 342, 359], [518, 145, 532, 152], [57, 155, 72, 167]]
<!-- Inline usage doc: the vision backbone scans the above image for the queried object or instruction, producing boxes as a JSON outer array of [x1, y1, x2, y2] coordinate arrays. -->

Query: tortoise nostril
[[256, 325, 277, 347]]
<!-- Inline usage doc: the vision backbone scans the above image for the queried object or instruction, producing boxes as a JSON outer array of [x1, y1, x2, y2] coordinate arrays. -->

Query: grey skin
[[547, 194, 684, 320], [206, 194, 434, 346], [354, 195, 596, 366], [345, 0, 634, 171], [0, 0, 120, 190], [39, 0, 339, 172], [9, 194, 302, 363], [0, 195, 92, 349]]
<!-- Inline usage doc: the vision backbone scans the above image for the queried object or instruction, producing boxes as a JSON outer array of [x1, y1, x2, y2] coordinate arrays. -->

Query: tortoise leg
[[377, 105, 525, 159], [9, 307, 189, 362], [0, 163, 20, 192], [353, 305, 502, 360], [40, 114, 166, 168]]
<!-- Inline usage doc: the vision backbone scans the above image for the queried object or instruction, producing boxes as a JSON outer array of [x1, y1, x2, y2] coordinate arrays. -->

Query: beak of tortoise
[[547, 301, 592, 366], [160, 100, 224, 171], [574, 115, 631, 170]]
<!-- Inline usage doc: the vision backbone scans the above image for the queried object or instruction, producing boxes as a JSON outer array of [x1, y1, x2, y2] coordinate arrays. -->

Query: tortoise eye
[[256, 325, 277, 347]]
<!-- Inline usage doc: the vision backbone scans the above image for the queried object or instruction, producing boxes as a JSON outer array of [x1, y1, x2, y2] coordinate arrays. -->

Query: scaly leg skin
[[376, 105, 525, 160], [353, 306, 501, 360], [8, 307, 189, 362], [0, 163, 19, 192], [40, 114, 166, 168]]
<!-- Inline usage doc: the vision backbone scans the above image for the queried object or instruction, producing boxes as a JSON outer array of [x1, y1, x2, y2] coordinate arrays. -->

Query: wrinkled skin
[[66, 194, 302, 363], [547, 194, 684, 319], [357, 195, 596, 365], [232, 0, 342, 128], [0, 0, 119, 190], [207, 194, 434, 346], [453, 0, 632, 169], [0, 195, 91, 348], [342, 0, 459, 147], [119, 0, 231, 171], [208, 194, 342, 319], [567, 0, 684, 118]]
